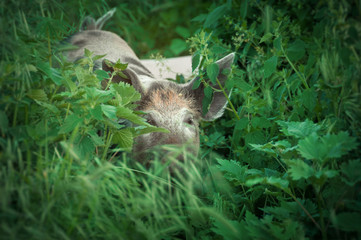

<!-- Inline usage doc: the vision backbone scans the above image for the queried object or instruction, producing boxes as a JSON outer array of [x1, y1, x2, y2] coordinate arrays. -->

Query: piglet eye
[[185, 117, 194, 125], [146, 117, 156, 126]]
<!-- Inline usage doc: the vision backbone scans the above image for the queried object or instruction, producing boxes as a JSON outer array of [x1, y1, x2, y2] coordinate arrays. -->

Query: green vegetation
[[1, 0, 360, 239]]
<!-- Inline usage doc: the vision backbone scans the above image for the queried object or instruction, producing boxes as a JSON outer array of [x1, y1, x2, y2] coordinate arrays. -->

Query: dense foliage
[[1, 0, 360, 239]]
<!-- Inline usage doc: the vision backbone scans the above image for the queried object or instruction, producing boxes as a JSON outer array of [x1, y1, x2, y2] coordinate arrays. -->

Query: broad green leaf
[[95, 69, 109, 81], [204, 4, 228, 28], [75, 135, 95, 158], [112, 128, 133, 150], [34, 100, 59, 114], [88, 130, 104, 146], [59, 114, 83, 134], [175, 26, 191, 38], [260, 32, 273, 43], [170, 38, 187, 55], [321, 132, 358, 159], [27, 89, 48, 102], [84, 48, 93, 57], [37, 61, 62, 85], [336, 212, 361, 232], [192, 77, 202, 90], [264, 56, 278, 78], [111, 82, 141, 105], [234, 78, 252, 92], [245, 130, 266, 145], [134, 125, 169, 137], [277, 119, 320, 139], [202, 85, 213, 116], [301, 87, 317, 111], [286, 39, 306, 62], [273, 36, 282, 51], [216, 158, 248, 182], [340, 160, 361, 186], [207, 63, 219, 84], [192, 53, 200, 72], [90, 105, 103, 121], [116, 106, 146, 125], [284, 159, 315, 180], [297, 132, 327, 161], [101, 104, 117, 120]]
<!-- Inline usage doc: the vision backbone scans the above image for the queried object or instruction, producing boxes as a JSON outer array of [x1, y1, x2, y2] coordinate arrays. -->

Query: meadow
[[0, 0, 360, 239]]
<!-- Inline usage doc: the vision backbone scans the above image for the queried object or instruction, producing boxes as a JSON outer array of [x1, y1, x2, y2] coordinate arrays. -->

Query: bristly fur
[[138, 82, 201, 118]]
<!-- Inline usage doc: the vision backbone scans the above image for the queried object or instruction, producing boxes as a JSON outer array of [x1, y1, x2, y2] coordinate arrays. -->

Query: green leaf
[[175, 26, 191, 38], [111, 82, 141, 106], [37, 61, 62, 85], [170, 38, 187, 55], [202, 85, 213, 116], [216, 158, 248, 182], [264, 56, 278, 78], [192, 77, 202, 90], [204, 4, 228, 28], [284, 159, 315, 180], [27, 89, 48, 102], [301, 87, 317, 111], [134, 125, 169, 137], [112, 128, 133, 150], [336, 212, 361, 232], [192, 53, 200, 72], [84, 48, 93, 58], [340, 160, 361, 186], [297, 132, 327, 162], [116, 107, 146, 126], [101, 105, 117, 120], [286, 39, 306, 62], [207, 63, 219, 84], [90, 105, 103, 121], [277, 119, 321, 139], [34, 100, 59, 114], [59, 114, 83, 134], [88, 130, 104, 146], [273, 36, 282, 51], [260, 32, 273, 43], [95, 69, 109, 81], [245, 130, 265, 145], [75, 135, 95, 158]]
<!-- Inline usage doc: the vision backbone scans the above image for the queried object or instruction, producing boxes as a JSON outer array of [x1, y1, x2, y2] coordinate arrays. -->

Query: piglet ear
[[102, 59, 145, 95], [186, 53, 235, 121]]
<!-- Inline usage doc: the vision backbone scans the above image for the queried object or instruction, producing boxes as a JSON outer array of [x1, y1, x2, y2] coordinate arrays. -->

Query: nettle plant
[[27, 50, 167, 163], [188, 0, 361, 239]]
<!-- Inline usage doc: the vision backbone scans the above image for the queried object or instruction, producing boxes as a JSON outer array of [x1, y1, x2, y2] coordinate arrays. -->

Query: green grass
[[1, 0, 361, 239]]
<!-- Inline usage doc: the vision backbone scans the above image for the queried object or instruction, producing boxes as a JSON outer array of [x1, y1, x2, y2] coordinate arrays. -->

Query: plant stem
[[215, 77, 240, 120]]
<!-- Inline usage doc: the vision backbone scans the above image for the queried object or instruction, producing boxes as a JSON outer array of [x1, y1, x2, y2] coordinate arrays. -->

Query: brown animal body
[[66, 9, 235, 162]]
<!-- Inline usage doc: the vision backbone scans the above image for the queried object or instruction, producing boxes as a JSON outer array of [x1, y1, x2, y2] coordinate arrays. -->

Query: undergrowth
[[1, 0, 360, 239]]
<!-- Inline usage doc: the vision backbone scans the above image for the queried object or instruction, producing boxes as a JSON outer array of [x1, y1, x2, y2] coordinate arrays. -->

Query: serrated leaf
[[34, 100, 59, 114], [202, 85, 213, 116], [340, 160, 361, 186], [260, 32, 273, 43], [284, 159, 315, 180], [92, 54, 107, 61], [111, 82, 141, 105], [116, 107, 146, 126], [59, 114, 83, 134], [245, 130, 265, 145], [112, 128, 133, 150], [192, 53, 200, 72], [37, 61, 62, 85], [336, 212, 361, 232], [170, 38, 187, 55], [134, 125, 169, 137], [301, 87, 317, 111], [75, 135, 95, 158], [101, 104, 117, 120], [84, 48, 93, 57], [95, 69, 109, 81], [286, 39, 306, 62], [264, 56, 278, 78], [273, 36, 282, 51], [297, 132, 327, 161], [204, 4, 228, 28], [27, 89, 48, 102], [207, 63, 219, 84], [88, 130, 104, 146], [216, 158, 248, 182], [277, 119, 320, 139], [90, 105, 103, 121]]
